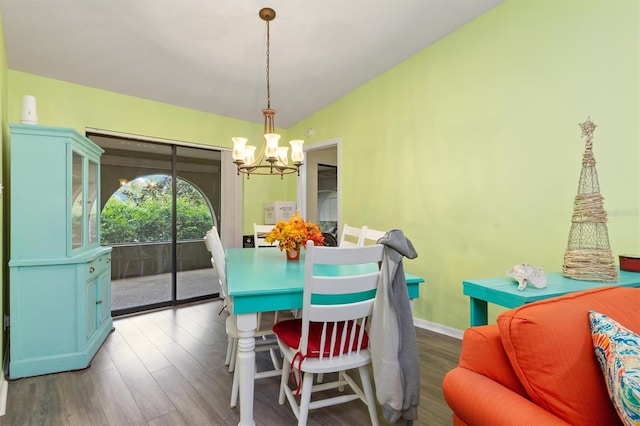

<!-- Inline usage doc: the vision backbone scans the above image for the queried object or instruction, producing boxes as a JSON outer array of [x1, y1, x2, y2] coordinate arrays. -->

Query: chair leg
[[230, 360, 240, 408], [257, 312, 263, 330], [229, 338, 238, 372], [279, 355, 291, 405], [269, 347, 281, 371], [297, 372, 314, 426], [224, 335, 234, 366], [358, 366, 379, 426]]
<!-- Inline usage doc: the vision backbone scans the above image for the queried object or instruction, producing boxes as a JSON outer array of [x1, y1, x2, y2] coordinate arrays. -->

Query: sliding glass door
[[175, 145, 221, 301], [90, 133, 221, 316]]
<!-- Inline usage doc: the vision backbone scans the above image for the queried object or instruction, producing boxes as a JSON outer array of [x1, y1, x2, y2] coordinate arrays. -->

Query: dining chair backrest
[[203, 226, 217, 252], [361, 228, 386, 246], [338, 224, 366, 247], [205, 226, 228, 299], [254, 224, 278, 248], [299, 240, 383, 357]]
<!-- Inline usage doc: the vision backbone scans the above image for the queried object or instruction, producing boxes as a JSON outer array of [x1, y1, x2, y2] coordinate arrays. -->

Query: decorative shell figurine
[[507, 264, 547, 291]]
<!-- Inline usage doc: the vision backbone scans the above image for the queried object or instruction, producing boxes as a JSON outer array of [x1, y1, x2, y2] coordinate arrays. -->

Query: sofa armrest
[[458, 325, 527, 396], [443, 367, 571, 426]]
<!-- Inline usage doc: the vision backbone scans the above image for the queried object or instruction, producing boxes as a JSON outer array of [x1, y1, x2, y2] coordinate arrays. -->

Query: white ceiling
[[0, 0, 503, 128]]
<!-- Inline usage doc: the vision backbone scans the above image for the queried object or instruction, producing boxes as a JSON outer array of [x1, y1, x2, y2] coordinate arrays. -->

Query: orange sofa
[[442, 286, 640, 425]]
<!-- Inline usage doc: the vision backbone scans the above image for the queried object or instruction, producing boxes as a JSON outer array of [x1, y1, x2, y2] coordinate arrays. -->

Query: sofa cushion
[[497, 286, 640, 426], [589, 311, 640, 426]]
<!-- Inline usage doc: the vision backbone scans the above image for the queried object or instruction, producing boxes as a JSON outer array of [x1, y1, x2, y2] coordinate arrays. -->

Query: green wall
[[6, 71, 297, 235], [290, 0, 640, 329]]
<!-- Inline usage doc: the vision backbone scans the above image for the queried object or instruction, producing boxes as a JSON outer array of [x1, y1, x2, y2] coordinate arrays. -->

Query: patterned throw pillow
[[589, 311, 640, 426]]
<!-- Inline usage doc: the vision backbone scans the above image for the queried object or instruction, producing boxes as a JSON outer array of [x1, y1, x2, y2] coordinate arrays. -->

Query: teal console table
[[463, 269, 640, 326]]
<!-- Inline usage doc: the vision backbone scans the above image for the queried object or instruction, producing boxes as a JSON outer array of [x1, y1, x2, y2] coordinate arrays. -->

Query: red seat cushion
[[273, 318, 369, 358]]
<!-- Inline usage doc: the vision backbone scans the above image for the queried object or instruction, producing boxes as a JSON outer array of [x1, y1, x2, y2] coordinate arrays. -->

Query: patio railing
[[109, 240, 211, 280]]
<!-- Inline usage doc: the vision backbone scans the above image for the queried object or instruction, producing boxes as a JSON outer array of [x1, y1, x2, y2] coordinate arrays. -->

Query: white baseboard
[[0, 370, 7, 416], [413, 317, 464, 340]]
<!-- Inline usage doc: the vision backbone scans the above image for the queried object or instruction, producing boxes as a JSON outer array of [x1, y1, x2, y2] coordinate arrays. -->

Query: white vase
[[21, 95, 38, 125]]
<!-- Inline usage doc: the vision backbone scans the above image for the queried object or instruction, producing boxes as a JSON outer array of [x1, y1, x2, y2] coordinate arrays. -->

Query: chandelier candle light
[[232, 8, 304, 178]]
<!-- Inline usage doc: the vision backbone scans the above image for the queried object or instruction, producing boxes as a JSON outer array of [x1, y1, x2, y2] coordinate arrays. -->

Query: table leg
[[469, 297, 488, 326], [236, 312, 258, 426]]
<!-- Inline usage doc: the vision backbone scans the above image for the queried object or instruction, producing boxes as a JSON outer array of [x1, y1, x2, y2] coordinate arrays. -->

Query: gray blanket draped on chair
[[370, 229, 420, 424]]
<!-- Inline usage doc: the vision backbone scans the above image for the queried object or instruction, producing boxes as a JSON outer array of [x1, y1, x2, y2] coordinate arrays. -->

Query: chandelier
[[232, 8, 304, 178]]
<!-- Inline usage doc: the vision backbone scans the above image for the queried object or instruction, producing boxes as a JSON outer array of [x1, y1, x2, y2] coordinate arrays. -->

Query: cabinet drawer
[[87, 254, 111, 276]]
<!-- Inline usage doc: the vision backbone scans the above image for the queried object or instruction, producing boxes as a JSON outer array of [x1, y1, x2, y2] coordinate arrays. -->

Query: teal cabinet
[[8, 124, 113, 378], [86, 253, 111, 340]]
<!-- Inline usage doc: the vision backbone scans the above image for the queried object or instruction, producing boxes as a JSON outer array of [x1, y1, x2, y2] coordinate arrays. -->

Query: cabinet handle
[[106, 257, 111, 263], [89, 266, 95, 273], [96, 300, 103, 304]]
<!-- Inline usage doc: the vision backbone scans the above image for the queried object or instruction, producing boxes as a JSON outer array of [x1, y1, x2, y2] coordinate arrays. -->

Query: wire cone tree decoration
[[562, 117, 617, 282]]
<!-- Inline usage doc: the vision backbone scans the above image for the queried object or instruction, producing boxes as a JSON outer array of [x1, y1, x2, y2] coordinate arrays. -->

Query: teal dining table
[[225, 247, 425, 426]]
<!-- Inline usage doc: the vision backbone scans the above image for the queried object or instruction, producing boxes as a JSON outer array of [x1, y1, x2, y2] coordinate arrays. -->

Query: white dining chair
[[205, 228, 235, 365], [254, 223, 279, 248], [203, 225, 217, 252], [273, 240, 382, 426], [361, 228, 386, 246], [205, 227, 283, 408], [338, 224, 366, 247]]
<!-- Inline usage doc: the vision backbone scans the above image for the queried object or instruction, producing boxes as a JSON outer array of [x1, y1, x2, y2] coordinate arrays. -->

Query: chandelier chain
[[265, 20, 271, 109]]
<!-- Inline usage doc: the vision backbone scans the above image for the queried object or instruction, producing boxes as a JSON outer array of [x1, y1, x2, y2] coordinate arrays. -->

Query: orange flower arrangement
[[264, 212, 325, 252]]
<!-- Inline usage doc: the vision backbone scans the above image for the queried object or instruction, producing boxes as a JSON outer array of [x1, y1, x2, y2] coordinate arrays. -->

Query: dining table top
[[225, 247, 425, 315]]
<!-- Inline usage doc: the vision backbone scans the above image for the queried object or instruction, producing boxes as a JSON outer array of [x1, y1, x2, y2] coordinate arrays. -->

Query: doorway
[[88, 133, 222, 316], [298, 140, 340, 237], [317, 164, 338, 235]]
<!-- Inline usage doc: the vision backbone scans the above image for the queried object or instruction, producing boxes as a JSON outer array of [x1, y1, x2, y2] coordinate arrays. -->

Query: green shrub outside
[[101, 175, 213, 245]]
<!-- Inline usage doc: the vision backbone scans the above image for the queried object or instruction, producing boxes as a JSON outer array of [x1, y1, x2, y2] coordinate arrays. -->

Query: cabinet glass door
[[71, 151, 84, 249], [88, 159, 99, 245]]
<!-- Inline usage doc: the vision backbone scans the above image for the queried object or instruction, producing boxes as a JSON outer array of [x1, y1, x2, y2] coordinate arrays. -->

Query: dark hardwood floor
[[0, 300, 461, 425]]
